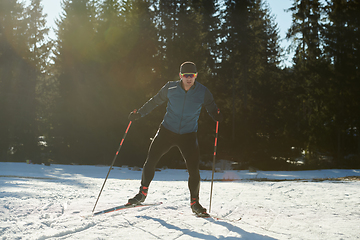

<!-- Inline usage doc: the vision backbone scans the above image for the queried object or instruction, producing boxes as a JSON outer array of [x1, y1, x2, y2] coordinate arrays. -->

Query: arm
[[204, 88, 223, 122], [137, 82, 169, 117]]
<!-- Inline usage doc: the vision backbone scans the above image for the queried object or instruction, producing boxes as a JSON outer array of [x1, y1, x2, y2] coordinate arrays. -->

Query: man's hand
[[213, 110, 223, 122], [128, 111, 141, 121]]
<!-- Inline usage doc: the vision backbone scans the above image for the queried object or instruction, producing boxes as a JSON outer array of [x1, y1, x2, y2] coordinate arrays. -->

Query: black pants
[[141, 126, 201, 200]]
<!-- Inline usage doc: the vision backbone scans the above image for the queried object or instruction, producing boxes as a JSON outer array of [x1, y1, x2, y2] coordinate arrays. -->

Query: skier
[[127, 61, 223, 216]]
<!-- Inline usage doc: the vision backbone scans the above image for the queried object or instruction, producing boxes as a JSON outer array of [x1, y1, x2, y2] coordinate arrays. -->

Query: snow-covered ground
[[1, 162, 359, 240]]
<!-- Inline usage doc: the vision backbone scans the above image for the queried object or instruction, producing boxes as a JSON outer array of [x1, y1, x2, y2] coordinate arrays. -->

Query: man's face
[[180, 72, 197, 89]]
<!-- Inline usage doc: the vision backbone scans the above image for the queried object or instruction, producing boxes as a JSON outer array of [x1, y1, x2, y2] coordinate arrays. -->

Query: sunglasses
[[181, 73, 197, 78]]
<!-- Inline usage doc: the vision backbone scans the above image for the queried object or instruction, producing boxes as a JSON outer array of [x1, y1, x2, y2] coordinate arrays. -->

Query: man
[[127, 61, 222, 216]]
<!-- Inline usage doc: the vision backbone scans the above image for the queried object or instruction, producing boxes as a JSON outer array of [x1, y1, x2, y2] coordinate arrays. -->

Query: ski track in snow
[[1, 162, 360, 239]]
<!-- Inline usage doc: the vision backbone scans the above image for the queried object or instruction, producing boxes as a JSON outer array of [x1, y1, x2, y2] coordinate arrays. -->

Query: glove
[[212, 110, 223, 122], [128, 111, 141, 121]]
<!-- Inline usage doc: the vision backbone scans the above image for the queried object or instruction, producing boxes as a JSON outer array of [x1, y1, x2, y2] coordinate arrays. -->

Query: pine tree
[[25, 0, 51, 71], [53, 0, 98, 164], [217, 0, 283, 168], [286, 0, 331, 167], [53, 0, 161, 164], [323, 0, 360, 166], [156, 0, 218, 80], [92, 0, 161, 166], [0, 0, 24, 161], [0, 0, 50, 162], [25, 0, 55, 164], [150, 0, 220, 166]]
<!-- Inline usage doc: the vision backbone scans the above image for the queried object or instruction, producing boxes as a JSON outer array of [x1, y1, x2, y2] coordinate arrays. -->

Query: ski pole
[[92, 110, 136, 213], [209, 109, 220, 213]]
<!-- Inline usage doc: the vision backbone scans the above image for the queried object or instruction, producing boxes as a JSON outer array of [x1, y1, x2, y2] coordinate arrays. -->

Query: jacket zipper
[[178, 91, 187, 134]]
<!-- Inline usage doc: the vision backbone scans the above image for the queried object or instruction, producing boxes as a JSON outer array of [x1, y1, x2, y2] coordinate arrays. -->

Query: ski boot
[[127, 186, 148, 205], [191, 198, 210, 217]]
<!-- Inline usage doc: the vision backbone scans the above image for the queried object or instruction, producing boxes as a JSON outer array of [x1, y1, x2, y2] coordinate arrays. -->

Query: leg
[[178, 133, 207, 215], [128, 127, 174, 204], [141, 127, 175, 187], [178, 133, 201, 200]]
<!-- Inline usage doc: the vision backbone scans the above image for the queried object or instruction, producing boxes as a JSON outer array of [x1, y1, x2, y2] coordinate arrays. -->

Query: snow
[[1, 162, 360, 239]]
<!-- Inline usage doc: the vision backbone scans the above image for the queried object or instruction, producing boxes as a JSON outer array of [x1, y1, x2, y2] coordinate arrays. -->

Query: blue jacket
[[137, 80, 218, 134]]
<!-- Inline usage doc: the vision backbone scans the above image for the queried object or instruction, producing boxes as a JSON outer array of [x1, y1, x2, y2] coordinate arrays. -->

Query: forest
[[1, 0, 359, 170]]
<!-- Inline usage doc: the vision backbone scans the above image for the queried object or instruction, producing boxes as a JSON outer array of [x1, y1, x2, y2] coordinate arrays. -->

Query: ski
[[194, 213, 242, 221], [210, 215, 242, 222], [194, 212, 211, 218], [83, 202, 163, 218]]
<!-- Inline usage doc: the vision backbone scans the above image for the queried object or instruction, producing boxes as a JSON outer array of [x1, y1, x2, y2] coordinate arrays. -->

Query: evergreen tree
[[0, 0, 49, 162], [152, 0, 219, 166], [156, 0, 218, 81], [25, 0, 51, 72], [286, 0, 330, 167], [25, 0, 52, 163], [94, 0, 160, 166], [0, 0, 22, 160], [53, 0, 98, 164], [217, 0, 283, 168], [53, 0, 160, 164], [323, 0, 360, 166]]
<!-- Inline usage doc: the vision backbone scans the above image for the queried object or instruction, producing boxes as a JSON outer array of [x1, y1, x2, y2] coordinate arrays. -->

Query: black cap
[[180, 61, 197, 73]]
